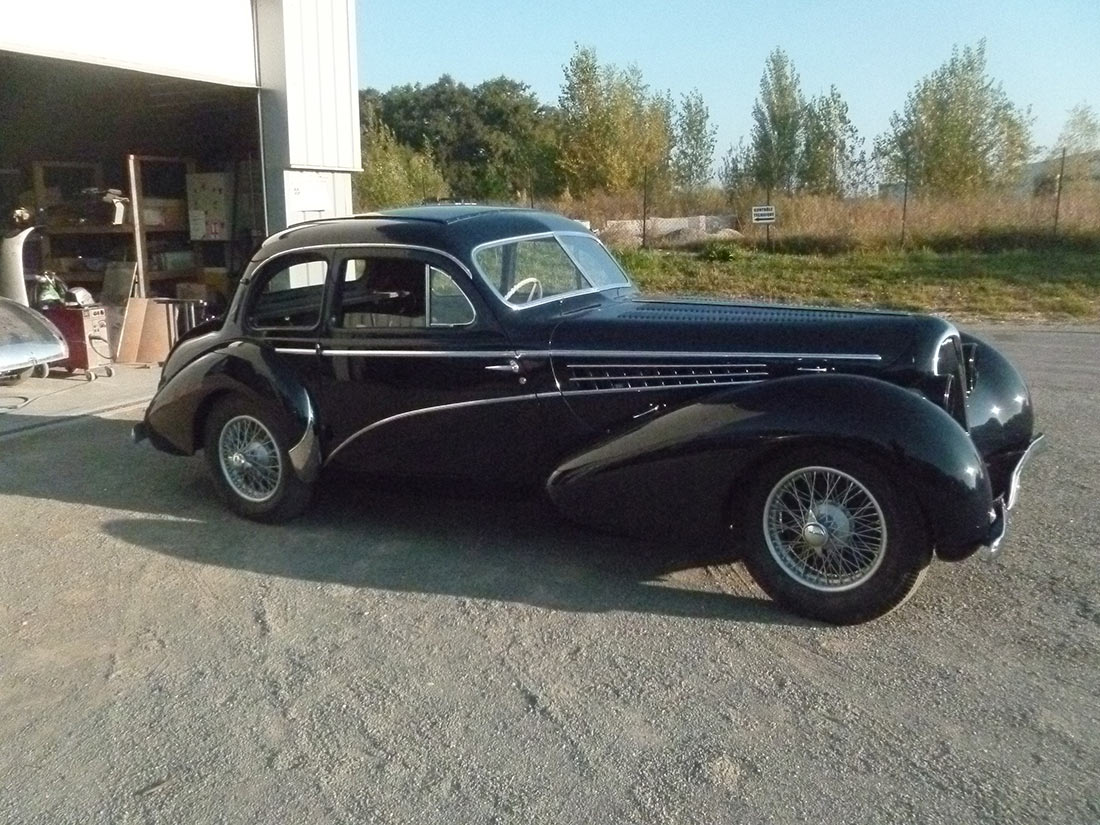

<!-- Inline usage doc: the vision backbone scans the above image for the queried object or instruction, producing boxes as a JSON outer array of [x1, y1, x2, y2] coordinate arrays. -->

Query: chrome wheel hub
[[763, 466, 888, 592], [218, 415, 282, 503]]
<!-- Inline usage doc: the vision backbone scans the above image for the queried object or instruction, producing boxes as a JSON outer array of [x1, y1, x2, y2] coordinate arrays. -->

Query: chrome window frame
[[244, 252, 332, 334], [471, 231, 633, 312]]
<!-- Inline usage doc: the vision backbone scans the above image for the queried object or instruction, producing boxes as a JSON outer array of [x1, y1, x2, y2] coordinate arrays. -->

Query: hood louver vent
[[622, 303, 867, 324]]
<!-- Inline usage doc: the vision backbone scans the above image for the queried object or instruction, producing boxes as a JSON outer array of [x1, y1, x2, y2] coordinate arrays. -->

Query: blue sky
[[356, 0, 1099, 160]]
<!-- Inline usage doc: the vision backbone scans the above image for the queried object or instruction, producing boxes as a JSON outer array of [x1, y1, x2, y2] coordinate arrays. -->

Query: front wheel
[[203, 396, 314, 522], [740, 447, 931, 624]]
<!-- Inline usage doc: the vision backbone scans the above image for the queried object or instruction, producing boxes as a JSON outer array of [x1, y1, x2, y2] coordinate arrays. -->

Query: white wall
[[0, 1, 257, 87], [256, 0, 361, 231], [282, 0, 361, 172]]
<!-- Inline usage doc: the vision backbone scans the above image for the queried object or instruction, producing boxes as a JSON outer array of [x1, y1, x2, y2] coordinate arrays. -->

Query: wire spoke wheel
[[763, 465, 887, 592], [218, 414, 283, 503]]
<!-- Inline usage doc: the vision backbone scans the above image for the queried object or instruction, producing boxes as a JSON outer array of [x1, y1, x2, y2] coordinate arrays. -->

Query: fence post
[[766, 185, 772, 251], [641, 166, 649, 249], [901, 154, 910, 248], [1053, 147, 1066, 238]]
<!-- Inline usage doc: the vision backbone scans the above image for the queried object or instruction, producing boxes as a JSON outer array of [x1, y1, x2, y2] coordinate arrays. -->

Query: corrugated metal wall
[[255, 0, 361, 230], [281, 0, 361, 172]]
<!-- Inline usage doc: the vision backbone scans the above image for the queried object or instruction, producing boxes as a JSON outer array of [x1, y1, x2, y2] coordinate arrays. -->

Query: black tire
[[203, 395, 314, 523], [740, 447, 931, 625]]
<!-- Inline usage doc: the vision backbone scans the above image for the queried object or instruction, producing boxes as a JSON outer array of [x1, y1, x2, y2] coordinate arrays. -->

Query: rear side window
[[336, 256, 476, 330], [248, 254, 328, 330]]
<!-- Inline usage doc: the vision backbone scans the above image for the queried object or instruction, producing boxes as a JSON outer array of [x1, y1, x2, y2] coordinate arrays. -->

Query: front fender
[[961, 332, 1036, 500], [546, 374, 995, 556], [142, 343, 320, 481]]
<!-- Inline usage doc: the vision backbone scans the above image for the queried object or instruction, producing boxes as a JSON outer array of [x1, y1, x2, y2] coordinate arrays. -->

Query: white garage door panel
[[0, 2, 257, 87]]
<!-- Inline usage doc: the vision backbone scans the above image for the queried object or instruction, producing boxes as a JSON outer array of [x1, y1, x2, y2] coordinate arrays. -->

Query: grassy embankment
[[587, 190, 1100, 321], [615, 243, 1100, 321]]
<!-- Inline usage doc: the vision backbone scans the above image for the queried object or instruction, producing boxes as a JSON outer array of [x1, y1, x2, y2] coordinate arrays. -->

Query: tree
[[875, 41, 1032, 195], [1053, 103, 1100, 155], [799, 86, 863, 196], [749, 49, 805, 194], [557, 45, 673, 197], [672, 89, 717, 191], [352, 109, 448, 210], [364, 75, 560, 201]]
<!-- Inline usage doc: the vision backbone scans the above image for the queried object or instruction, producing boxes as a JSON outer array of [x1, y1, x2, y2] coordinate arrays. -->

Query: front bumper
[[977, 433, 1045, 560]]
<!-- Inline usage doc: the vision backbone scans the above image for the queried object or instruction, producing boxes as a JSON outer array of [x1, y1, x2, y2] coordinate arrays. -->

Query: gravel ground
[[0, 326, 1097, 824]]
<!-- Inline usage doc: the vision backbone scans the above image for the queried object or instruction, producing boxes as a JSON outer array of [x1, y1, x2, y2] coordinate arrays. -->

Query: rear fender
[[546, 374, 994, 554], [143, 343, 320, 481]]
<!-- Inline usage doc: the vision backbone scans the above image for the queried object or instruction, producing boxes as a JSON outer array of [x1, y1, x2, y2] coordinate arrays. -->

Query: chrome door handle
[[485, 359, 521, 373]]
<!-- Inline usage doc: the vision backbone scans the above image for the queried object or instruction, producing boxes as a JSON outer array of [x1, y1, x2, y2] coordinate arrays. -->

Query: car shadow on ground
[[4, 415, 804, 626]]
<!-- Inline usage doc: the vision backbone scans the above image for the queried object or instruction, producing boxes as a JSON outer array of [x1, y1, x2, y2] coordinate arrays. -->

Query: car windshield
[[474, 233, 632, 306]]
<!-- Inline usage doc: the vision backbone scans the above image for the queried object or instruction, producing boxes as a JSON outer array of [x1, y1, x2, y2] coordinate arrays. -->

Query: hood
[[549, 296, 952, 372]]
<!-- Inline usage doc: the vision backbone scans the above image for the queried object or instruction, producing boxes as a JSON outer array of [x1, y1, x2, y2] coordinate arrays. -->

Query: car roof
[[251, 205, 590, 265]]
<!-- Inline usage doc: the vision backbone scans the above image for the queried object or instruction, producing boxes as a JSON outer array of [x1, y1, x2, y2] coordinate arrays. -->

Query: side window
[[336, 257, 476, 330], [248, 254, 328, 330], [337, 257, 426, 329], [428, 266, 476, 327]]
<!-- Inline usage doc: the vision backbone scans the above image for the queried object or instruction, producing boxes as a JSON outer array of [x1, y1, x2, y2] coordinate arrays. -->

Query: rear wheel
[[203, 396, 313, 522], [740, 447, 931, 624]]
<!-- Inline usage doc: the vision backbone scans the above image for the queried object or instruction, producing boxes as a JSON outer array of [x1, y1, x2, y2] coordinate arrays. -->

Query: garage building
[[0, 0, 361, 319]]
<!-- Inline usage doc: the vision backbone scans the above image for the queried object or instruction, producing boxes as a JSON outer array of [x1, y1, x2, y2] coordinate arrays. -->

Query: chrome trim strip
[[274, 346, 881, 362], [1006, 433, 1045, 511], [288, 394, 321, 482], [318, 349, 518, 359], [556, 349, 882, 362], [325, 393, 541, 465], [252, 242, 476, 280]]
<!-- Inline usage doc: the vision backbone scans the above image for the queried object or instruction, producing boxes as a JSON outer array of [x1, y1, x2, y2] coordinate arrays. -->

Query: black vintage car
[[134, 206, 1042, 624]]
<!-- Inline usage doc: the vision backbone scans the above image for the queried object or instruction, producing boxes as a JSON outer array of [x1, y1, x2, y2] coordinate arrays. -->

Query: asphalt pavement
[[0, 324, 1096, 824]]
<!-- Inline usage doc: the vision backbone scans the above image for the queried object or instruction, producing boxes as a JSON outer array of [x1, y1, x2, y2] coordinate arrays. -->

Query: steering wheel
[[503, 277, 543, 303]]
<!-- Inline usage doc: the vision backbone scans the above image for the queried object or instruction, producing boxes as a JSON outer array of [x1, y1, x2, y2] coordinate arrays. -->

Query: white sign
[[752, 205, 776, 224]]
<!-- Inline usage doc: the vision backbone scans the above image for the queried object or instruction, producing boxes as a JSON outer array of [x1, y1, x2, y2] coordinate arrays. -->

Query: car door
[[242, 249, 332, 401], [313, 246, 549, 482]]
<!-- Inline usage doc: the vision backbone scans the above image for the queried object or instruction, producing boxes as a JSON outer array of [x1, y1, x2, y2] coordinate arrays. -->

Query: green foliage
[[361, 76, 560, 202], [875, 41, 1033, 195], [352, 111, 448, 210], [1054, 103, 1100, 155], [799, 86, 867, 195], [557, 45, 674, 197], [750, 49, 805, 194], [672, 90, 717, 191]]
